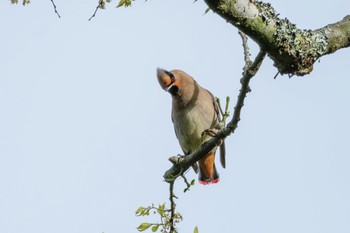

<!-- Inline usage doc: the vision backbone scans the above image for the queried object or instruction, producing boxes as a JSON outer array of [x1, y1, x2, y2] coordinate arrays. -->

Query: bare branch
[[49, 0, 61, 18], [216, 96, 230, 126], [227, 50, 266, 132], [169, 182, 176, 233], [163, 49, 267, 182], [238, 31, 252, 92], [238, 31, 252, 74], [89, 1, 103, 21]]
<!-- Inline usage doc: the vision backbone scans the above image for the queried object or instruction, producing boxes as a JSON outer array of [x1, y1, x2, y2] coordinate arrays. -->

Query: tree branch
[[169, 182, 176, 233], [203, 0, 350, 76], [49, 0, 61, 18], [89, 0, 104, 21], [318, 16, 350, 55], [163, 48, 266, 182], [239, 30, 252, 73]]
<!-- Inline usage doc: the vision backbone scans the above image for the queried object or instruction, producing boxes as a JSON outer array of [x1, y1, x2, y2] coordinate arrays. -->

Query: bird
[[157, 68, 226, 185]]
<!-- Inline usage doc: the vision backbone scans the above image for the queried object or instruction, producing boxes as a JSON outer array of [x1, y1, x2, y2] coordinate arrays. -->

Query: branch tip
[[89, 1, 103, 21], [49, 0, 61, 18]]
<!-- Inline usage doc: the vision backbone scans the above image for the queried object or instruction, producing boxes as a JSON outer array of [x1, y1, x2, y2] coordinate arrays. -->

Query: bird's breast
[[173, 105, 214, 153]]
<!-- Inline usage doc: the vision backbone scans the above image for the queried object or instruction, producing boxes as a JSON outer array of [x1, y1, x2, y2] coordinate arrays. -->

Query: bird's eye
[[165, 70, 176, 83], [168, 85, 179, 96]]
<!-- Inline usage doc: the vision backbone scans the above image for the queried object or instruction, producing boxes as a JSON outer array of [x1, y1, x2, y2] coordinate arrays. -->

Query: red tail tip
[[198, 177, 220, 185]]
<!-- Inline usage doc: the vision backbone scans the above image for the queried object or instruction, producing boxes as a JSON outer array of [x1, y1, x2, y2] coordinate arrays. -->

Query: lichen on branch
[[204, 0, 350, 76]]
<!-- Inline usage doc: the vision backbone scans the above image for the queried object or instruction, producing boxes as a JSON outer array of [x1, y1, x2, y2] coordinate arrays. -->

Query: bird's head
[[157, 68, 195, 97], [157, 68, 177, 94]]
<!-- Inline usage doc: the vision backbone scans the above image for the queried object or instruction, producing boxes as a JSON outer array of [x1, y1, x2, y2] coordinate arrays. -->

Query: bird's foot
[[201, 129, 224, 147], [168, 155, 184, 165], [201, 128, 218, 138]]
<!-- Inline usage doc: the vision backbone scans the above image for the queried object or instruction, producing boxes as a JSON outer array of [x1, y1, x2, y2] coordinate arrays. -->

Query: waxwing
[[157, 68, 226, 185]]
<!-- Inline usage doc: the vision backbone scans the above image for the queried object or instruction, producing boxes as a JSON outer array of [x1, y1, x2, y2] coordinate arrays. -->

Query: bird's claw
[[201, 129, 224, 147], [168, 155, 184, 165], [201, 128, 218, 138]]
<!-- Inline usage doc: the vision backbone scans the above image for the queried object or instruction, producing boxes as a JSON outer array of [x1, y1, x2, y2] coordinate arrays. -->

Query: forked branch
[[204, 0, 350, 76]]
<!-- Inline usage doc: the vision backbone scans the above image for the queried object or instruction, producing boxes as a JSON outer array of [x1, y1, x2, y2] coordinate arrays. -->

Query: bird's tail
[[198, 152, 220, 185], [198, 164, 219, 185]]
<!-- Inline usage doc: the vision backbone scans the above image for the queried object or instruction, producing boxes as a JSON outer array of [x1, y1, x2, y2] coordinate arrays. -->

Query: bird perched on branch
[[157, 68, 226, 185]]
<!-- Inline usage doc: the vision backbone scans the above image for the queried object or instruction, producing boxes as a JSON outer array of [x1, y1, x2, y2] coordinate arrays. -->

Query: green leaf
[[99, 1, 106, 9], [157, 203, 165, 215], [117, 0, 126, 7], [135, 206, 145, 216], [204, 8, 210, 14], [151, 225, 159, 232], [144, 208, 150, 216], [137, 222, 151, 232], [117, 0, 133, 7], [159, 203, 165, 210], [190, 179, 195, 186], [194, 226, 199, 233]]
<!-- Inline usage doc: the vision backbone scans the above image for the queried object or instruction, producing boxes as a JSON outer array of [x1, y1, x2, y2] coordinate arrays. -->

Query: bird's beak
[[157, 68, 176, 92], [164, 82, 175, 92]]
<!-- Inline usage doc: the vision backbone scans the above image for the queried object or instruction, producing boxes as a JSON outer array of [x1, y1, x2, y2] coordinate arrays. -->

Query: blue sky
[[1, 1, 350, 233]]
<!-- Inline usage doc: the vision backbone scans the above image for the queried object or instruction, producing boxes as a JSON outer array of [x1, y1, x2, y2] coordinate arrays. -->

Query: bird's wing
[[211, 91, 226, 169]]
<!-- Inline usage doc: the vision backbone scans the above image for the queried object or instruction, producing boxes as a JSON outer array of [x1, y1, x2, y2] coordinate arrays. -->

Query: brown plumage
[[157, 68, 226, 185]]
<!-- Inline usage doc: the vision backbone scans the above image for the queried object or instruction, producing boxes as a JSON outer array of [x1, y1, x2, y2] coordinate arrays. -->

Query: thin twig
[[181, 174, 194, 193], [49, 0, 61, 18], [181, 175, 190, 187], [169, 181, 176, 233], [239, 31, 252, 92], [89, 1, 103, 21], [226, 50, 266, 132], [216, 96, 231, 126], [224, 96, 230, 118], [238, 31, 252, 75]]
